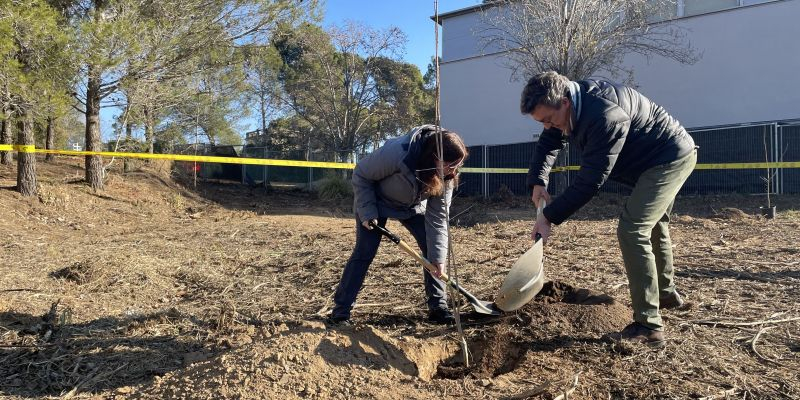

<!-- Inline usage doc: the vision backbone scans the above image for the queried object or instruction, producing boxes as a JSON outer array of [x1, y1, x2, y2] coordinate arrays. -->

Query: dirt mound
[[713, 207, 751, 220], [438, 281, 630, 380], [534, 280, 616, 305], [142, 321, 455, 399], [519, 281, 629, 335]]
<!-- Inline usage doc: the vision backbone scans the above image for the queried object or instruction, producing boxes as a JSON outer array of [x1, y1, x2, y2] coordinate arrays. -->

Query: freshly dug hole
[[437, 324, 526, 379], [436, 281, 630, 379]]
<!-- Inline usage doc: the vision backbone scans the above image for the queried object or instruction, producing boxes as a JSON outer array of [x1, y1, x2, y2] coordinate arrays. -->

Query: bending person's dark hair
[[417, 130, 468, 197]]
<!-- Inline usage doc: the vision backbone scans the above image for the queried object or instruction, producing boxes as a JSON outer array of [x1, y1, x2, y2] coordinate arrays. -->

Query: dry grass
[[0, 158, 798, 399]]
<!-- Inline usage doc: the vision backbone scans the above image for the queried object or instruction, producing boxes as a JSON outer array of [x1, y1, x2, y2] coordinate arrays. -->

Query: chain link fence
[[170, 120, 800, 196], [168, 144, 361, 189], [458, 121, 800, 198]]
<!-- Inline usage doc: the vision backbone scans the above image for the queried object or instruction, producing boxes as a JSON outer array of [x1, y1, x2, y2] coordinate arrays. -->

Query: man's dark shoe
[[608, 322, 665, 347], [428, 308, 456, 324], [326, 315, 352, 327], [659, 291, 685, 310]]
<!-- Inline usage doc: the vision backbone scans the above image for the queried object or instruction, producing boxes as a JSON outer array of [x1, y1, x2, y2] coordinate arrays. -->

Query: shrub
[[317, 173, 352, 200]]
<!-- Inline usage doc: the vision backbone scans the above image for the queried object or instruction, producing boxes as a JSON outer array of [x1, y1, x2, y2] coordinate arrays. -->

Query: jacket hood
[[401, 124, 447, 172]]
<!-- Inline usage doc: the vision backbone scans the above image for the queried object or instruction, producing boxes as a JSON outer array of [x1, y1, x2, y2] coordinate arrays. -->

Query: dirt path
[[1, 159, 798, 399]]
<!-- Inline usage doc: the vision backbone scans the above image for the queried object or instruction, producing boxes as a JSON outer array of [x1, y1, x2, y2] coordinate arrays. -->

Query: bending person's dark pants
[[332, 214, 448, 320]]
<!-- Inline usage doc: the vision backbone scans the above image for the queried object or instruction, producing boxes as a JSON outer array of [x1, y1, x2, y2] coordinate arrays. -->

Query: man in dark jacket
[[523, 71, 697, 346]]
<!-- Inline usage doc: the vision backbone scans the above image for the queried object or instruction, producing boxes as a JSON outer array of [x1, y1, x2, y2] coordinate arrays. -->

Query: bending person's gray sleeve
[[424, 182, 453, 264], [352, 146, 403, 222]]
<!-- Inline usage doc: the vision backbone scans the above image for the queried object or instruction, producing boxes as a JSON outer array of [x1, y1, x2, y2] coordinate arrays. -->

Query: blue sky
[[323, 0, 481, 72]]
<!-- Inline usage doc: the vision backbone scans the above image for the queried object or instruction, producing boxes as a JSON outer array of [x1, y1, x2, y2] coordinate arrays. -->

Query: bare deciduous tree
[[478, 0, 700, 80]]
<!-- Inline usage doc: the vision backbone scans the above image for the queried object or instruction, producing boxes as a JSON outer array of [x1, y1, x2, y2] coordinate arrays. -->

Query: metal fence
[[181, 121, 800, 196], [170, 143, 359, 188], [458, 121, 800, 198], [240, 147, 359, 188]]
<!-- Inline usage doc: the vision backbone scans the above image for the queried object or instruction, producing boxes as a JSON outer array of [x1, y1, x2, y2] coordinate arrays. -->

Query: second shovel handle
[[534, 200, 546, 243]]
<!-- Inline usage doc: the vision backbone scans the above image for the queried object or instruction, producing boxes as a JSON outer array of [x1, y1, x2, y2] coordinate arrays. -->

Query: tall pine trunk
[[0, 110, 12, 165], [16, 111, 36, 196], [85, 68, 104, 190], [45, 116, 55, 162]]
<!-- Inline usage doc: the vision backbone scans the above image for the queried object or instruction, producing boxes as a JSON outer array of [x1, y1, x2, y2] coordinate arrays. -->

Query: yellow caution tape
[[34, 148, 356, 169], [552, 166, 581, 172], [0, 144, 35, 152], [460, 167, 528, 173], [694, 162, 800, 169], [1, 146, 798, 171], [460, 166, 580, 173]]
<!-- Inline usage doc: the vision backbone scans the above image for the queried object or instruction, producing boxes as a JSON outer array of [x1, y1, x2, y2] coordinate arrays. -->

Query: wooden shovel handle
[[396, 239, 450, 281]]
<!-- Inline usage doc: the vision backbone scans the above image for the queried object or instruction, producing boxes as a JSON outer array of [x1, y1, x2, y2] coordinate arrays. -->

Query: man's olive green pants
[[617, 149, 697, 331]]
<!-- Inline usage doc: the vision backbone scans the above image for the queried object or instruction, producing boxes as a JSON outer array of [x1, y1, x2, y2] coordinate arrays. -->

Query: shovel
[[370, 223, 502, 316], [494, 201, 547, 312]]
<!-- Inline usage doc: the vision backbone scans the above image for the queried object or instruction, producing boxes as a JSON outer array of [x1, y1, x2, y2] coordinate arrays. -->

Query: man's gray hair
[[520, 71, 570, 114]]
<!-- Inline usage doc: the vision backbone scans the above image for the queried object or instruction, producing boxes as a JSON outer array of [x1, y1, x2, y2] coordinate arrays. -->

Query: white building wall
[[440, 0, 800, 146]]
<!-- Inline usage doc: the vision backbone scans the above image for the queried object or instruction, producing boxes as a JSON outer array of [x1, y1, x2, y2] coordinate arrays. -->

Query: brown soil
[[438, 281, 629, 380], [1, 158, 799, 399]]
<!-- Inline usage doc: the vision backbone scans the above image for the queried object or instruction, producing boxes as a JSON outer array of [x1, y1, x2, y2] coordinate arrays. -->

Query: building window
[[679, 0, 742, 16]]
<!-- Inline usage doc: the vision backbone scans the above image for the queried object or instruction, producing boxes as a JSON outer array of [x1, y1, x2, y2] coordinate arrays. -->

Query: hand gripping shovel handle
[[369, 222, 501, 316], [534, 200, 546, 242]]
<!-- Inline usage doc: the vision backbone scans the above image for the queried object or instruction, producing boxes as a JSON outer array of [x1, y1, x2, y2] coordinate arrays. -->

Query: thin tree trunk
[[1, 111, 12, 165], [123, 121, 133, 172], [85, 68, 104, 190], [260, 93, 267, 137], [45, 116, 55, 162], [16, 111, 36, 196]]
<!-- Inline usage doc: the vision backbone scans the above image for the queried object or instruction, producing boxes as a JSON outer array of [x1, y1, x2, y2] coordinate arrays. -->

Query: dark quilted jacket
[[528, 80, 696, 225]]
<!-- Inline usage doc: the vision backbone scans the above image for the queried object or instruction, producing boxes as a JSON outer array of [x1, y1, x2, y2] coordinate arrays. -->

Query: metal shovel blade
[[495, 238, 545, 312], [446, 279, 503, 316]]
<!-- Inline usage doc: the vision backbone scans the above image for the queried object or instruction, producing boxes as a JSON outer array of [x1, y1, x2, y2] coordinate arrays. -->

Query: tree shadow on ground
[[677, 267, 800, 284], [0, 309, 221, 398]]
